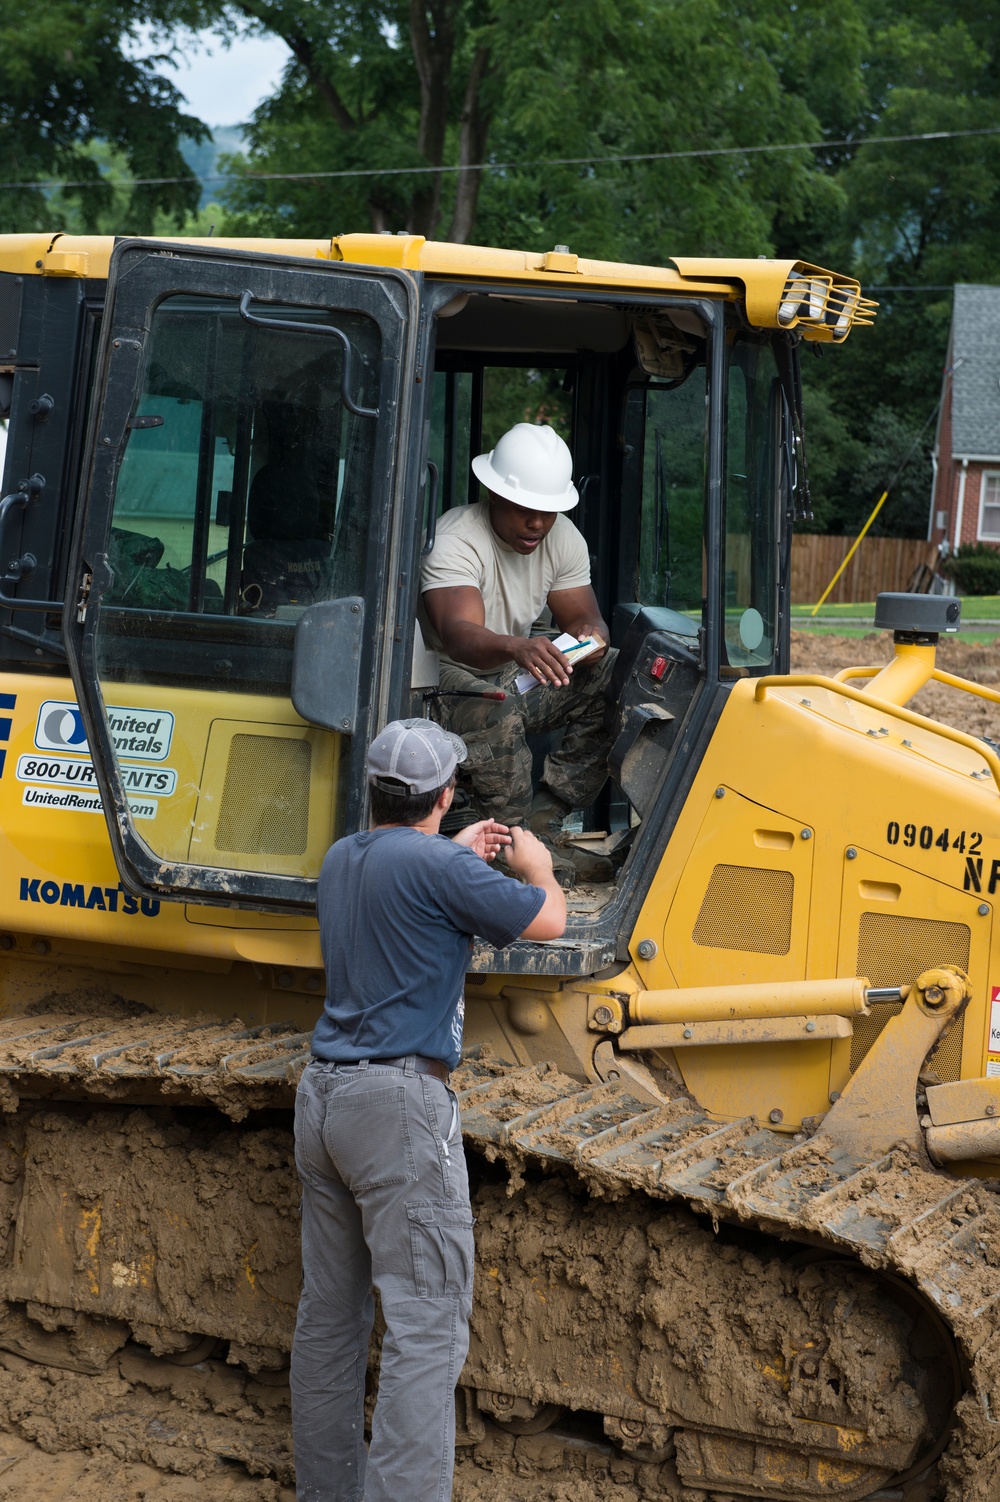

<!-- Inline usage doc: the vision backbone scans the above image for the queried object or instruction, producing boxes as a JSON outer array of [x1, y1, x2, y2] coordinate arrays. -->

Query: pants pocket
[[407, 1202, 476, 1299], [326, 1083, 417, 1189], [459, 726, 518, 799]]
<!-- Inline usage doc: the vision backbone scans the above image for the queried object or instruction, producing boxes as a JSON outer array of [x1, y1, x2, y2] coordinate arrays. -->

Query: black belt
[[367, 1054, 451, 1083]]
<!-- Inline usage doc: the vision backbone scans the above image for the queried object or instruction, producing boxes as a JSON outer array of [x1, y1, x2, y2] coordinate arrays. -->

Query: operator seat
[[240, 463, 335, 615]]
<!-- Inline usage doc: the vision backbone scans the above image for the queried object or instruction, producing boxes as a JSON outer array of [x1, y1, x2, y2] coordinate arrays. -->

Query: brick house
[[929, 284, 1000, 550]]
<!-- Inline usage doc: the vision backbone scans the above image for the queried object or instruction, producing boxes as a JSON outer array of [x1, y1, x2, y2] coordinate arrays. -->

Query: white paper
[[514, 634, 599, 694]]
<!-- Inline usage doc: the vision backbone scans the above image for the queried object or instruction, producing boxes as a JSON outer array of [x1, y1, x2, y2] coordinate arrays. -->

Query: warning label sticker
[[990, 987, 1000, 1053]]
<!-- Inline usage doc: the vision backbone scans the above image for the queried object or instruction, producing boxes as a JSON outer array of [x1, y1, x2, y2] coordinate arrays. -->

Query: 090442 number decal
[[886, 821, 982, 855], [886, 819, 996, 895]]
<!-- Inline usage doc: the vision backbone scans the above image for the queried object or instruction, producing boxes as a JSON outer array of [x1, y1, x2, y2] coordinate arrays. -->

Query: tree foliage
[[216, 0, 856, 261], [3, 0, 999, 538], [0, 1, 215, 230], [797, 1, 1000, 537]]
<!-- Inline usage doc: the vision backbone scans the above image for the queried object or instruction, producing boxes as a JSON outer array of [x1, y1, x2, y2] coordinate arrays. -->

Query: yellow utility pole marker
[[810, 489, 888, 614]]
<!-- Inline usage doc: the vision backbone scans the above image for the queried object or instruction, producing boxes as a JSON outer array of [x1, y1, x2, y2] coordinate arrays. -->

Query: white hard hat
[[471, 423, 579, 512]]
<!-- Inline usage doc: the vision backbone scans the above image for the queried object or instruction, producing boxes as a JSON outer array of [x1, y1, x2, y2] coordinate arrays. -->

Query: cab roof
[[0, 231, 875, 342]]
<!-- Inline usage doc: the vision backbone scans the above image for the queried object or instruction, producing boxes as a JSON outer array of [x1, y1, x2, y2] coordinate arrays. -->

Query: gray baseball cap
[[367, 718, 467, 796]]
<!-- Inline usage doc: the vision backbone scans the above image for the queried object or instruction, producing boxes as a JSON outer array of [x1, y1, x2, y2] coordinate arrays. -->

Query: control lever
[[423, 689, 507, 701]]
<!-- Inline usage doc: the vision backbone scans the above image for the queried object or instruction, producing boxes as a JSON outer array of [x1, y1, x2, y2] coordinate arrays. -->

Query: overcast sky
[[145, 27, 291, 128]]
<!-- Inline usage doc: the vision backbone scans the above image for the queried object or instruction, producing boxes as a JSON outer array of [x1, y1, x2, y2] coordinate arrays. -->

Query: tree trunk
[[408, 1, 459, 237], [447, 43, 492, 244]]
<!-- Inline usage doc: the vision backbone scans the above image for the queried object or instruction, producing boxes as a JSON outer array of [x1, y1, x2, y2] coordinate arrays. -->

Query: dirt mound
[[790, 631, 1000, 742]]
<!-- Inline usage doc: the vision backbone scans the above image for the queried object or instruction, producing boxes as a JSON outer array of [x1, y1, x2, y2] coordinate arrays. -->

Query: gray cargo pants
[[291, 1058, 474, 1502]]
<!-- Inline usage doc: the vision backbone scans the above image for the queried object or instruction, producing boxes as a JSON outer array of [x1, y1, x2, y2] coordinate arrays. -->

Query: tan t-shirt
[[419, 501, 592, 675]]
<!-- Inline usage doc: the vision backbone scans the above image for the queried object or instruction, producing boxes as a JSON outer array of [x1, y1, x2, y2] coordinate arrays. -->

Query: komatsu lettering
[[19, 878, 159, 917]]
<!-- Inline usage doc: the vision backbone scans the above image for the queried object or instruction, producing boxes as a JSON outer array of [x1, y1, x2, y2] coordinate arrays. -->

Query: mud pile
[[790, 630, 1000, 741], [0, 1349, 294, 1501]]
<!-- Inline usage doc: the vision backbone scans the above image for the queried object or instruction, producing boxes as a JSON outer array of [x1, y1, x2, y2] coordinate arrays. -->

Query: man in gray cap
[[420, 422, 617, 885], [291, 718, 565, 1502]]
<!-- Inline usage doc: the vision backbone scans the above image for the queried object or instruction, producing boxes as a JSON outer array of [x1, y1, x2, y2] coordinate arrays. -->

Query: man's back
[[314, 826, 542, 1068]]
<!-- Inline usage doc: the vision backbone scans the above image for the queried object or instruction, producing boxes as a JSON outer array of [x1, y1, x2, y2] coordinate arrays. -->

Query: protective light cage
[[775, 269, 877, 342]]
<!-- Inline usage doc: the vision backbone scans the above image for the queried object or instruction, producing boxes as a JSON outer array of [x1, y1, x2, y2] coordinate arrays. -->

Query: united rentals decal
[[16, 755, 177, 796], [34, 700, 174, 762]]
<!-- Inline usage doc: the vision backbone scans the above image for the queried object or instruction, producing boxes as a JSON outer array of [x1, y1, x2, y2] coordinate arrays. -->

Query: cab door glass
[[103, 296, 377, 625], [91, 293, 382, 882], [636, 370, 708, 619], [481, 365, 572, 449], [427, 364, 571, 519], [428, 370, 473, 516], [723, 341, 780, 669]]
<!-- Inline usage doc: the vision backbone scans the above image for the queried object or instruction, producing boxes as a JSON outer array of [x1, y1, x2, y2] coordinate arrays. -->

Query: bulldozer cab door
[[63, 240, 417, 911]]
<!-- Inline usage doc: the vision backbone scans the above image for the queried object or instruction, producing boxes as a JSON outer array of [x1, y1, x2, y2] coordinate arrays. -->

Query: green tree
[[6, 0, 999, 546], [797, 4, 1000, 538], [0, 1, 212, 231], [218, 0, 859, 258]]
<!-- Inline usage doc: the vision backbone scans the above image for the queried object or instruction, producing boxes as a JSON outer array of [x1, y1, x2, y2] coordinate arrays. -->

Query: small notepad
[[514, 633, 602, 694]]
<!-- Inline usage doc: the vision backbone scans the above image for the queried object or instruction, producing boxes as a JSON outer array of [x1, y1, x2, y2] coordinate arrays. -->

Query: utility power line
[[2, 124, 999, 193]]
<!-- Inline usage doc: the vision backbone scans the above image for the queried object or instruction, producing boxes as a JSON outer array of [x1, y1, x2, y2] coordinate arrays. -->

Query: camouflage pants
[[430, 649, 618, 826]]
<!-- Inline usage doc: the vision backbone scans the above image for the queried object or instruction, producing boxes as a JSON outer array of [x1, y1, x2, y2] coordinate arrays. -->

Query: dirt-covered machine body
[[0, 232, 998, 1499]]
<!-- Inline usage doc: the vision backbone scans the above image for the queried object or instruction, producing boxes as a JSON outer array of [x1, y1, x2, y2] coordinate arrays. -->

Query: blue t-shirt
[[312, 827, 545, 1069]]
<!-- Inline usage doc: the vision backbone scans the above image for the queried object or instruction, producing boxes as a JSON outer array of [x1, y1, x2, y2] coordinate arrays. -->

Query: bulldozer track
[[453, 1055, 1000, 1329], [1, 1011, 1000, 1498], [450, 1056, 1000, 1500]]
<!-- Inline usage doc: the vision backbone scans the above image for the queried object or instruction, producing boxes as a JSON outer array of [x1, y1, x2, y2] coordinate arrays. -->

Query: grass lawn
[[790, 596, 1000, 623]]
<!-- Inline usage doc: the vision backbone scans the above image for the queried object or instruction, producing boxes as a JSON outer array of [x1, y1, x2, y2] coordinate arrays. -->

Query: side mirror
[[291, 597, 365, 733]]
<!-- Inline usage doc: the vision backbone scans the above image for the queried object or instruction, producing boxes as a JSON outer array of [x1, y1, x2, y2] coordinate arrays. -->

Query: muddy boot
[[527, 787, 572, 839], [540, 837, 579, 891], [529, 788, 613, 884], [561, 842, 614, 884]]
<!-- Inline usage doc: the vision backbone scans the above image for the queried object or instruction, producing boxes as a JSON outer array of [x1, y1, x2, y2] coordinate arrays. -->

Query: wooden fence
[[791, 534, 937, 606]]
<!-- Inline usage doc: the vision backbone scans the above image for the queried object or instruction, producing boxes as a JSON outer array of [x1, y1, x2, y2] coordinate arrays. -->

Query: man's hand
[[575, 625, 608, 663], [511, 636, 572, 687], [505, 826, 555, 881], [452, 819, 512, 862]]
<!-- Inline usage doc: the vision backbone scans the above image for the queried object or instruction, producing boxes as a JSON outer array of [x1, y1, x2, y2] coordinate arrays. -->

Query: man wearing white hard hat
[[420, 422, 616, 883]]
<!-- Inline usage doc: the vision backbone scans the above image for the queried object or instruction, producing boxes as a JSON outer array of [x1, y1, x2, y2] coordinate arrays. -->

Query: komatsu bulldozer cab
[[2, 235, 862, 960]]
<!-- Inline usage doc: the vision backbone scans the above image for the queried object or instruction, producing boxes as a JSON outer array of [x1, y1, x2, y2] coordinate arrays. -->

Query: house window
[[978, 472, 1000, 540]]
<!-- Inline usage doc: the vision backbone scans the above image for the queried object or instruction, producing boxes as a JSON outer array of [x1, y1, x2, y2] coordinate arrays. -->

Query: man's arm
[[505, 828, 567, 940], [547, 584, 611, 661], [423, 584, 575, 687]]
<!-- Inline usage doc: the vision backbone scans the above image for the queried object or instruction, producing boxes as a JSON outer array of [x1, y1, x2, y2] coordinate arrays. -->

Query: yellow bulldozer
[[0, 230, 997, 1501]]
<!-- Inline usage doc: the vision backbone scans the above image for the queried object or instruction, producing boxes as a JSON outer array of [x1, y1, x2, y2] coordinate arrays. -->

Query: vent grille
[[851, 913, 970, 1078], [215, 734, 311, 855], [692, 866, 794, 954], [0, 275, 23, 366]]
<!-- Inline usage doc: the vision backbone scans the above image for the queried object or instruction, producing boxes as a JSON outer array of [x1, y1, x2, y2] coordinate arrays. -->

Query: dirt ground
[[789, 630, 1000, 741]]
